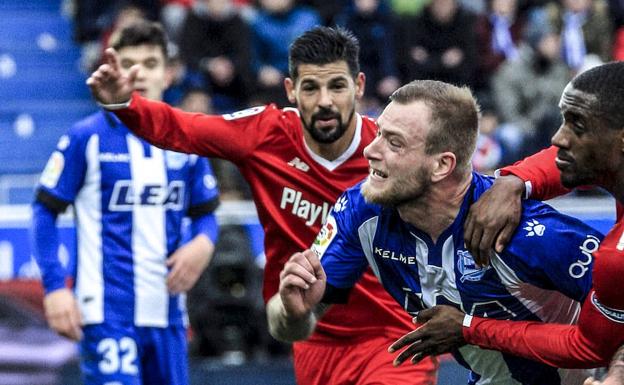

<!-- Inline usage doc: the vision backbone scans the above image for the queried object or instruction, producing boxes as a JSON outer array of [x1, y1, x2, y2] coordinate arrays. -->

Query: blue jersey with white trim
[[35, 111, 219, 327], [315, 172, 603, 385]]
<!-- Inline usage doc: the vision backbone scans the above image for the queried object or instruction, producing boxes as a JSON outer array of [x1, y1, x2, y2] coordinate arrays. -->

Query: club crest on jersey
[[457, 250, 488, 282], [524, 219, 545, 237], [312, 215, 337, 258], [109, 180, 185, 211]]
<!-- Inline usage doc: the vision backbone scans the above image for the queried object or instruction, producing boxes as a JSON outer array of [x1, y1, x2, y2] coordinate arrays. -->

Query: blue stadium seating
[[0, 0, 94, 176]]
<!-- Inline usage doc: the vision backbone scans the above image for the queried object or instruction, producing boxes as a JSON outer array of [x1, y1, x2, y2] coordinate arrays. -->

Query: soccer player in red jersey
[[86, 26, 437, 385], [385, 62, 624, 379]]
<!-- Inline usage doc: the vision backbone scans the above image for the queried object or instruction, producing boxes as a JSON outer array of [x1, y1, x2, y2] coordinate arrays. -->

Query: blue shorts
[[79, 322, 188, 385]]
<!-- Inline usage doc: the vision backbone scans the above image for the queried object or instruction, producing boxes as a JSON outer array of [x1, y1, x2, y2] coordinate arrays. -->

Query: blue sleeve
[[312, 191, 369, 299], [191, 213, 218, 245], [499, 202, 603, 302], [31, 201, 67, 294], [187, 156, 220, 244]]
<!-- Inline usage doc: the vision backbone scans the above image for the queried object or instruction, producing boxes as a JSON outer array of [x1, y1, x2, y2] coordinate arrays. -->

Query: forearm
[[191, 213, 218, 245], [266, 294, 318, 343], [464, 316, 608, 368], [32, 202, 66, 293], [499, 146, 570, 200]]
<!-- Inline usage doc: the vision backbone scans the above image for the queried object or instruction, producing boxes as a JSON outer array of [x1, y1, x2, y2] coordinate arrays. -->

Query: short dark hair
[[571, 61, 624, 130], [390, 80, 480, 173], [110, 21, 168, 59], [288, 26, 360, 81]]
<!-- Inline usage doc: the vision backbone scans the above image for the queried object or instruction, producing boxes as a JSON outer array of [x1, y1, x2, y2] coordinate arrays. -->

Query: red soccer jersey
[[114, 95, 415, 341], [464, 146, 624, 368]]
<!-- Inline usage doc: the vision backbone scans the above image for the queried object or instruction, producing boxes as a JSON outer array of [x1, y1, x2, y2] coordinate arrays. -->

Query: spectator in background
[[32, 21, 220, 385], [160, 0, 194, 43], [472, 97, 503, 174], [491, 20, 569, 158], [250, 0, 321, 105], [179, 0, 254, 111], [538, 0, 613, 72], [300, 0, 350, 25], [396, 0, 478, 88], [74, 1, 157, 72], [162, 53, 208, 107], [474, 0, 527, 93], [334, 0, 400, 111]]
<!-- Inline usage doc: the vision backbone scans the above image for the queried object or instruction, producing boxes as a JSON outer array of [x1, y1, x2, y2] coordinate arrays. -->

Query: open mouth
[[370, 168, 388, 179]]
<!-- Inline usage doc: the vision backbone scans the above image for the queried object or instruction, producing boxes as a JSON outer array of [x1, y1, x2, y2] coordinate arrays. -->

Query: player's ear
[[284, 77, 296, 104], [431, 152, 456, 182], [355, 72, 366, 100]]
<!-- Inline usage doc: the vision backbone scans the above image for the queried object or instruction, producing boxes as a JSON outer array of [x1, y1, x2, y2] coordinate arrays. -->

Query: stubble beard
[[302, 106, 355, 144]]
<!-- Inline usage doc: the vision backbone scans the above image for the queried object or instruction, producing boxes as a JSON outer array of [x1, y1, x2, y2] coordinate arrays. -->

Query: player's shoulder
[[509, 199, 603, 257], [68, 110, 112, 137], [332, 180, 383, 222]]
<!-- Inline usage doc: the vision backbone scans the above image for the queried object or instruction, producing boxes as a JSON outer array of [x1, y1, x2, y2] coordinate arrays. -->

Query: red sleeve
[[114, 93, 271, 162], [463, 289, 624, 368], [499, 146, 571, 200]]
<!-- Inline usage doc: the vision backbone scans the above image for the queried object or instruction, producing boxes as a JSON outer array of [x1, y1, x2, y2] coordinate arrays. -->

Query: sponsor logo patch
[[40, 151, 65, 188], [311, 215, 337, 258]]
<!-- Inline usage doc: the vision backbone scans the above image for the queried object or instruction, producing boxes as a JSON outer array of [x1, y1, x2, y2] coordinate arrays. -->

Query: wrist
[[96, 98, 132, 110], [497, 174, 529, 200]]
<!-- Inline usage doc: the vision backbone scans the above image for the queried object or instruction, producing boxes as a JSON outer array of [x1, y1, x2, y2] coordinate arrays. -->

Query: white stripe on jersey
[[358, 216, 383, 285], [490, 252, 581, 325], [75, 135, 104, 325], [127, 136, 169, 327]]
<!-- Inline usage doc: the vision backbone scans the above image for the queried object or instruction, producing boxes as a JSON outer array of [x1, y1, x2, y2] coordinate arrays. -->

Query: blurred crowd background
[[0, 0, 621, 382]]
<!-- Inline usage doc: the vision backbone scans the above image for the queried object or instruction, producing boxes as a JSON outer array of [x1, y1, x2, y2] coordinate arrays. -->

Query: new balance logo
[[288, 157, 310, 172]]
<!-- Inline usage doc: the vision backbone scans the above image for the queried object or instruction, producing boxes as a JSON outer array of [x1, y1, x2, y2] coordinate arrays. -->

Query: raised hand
[[86, 48, 138, 105], [464, 175, 525, 266], [279, 249, 327, 320]]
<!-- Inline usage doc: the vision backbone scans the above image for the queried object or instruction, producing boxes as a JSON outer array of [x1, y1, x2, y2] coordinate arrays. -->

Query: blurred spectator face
[[537, 33, 561, 61], [117, 44, 170, 102], [563, 0, 591, 13], [114, 6, 147, 30], [490, 0, 516, 18], [430, 0, 458, 24], [259, 0, 293, 13], [354, 0, 380, 14], [200, 0, 233, 17], [180, 90, 214, 113], [284, 60, 365, 144]]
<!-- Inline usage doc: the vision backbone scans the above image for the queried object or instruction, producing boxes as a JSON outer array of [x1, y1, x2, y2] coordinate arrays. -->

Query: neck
[[303, 115, 357, 161], [398, 171, 472, 242]]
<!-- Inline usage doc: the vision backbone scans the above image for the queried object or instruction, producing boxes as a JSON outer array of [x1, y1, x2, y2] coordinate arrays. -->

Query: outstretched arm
[[267, 250, 329, 342]]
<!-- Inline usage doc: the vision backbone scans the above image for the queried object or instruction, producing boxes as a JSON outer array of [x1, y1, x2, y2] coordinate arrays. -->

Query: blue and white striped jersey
[[314, 172, 603, 385], [35, 111, 219, 328]]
